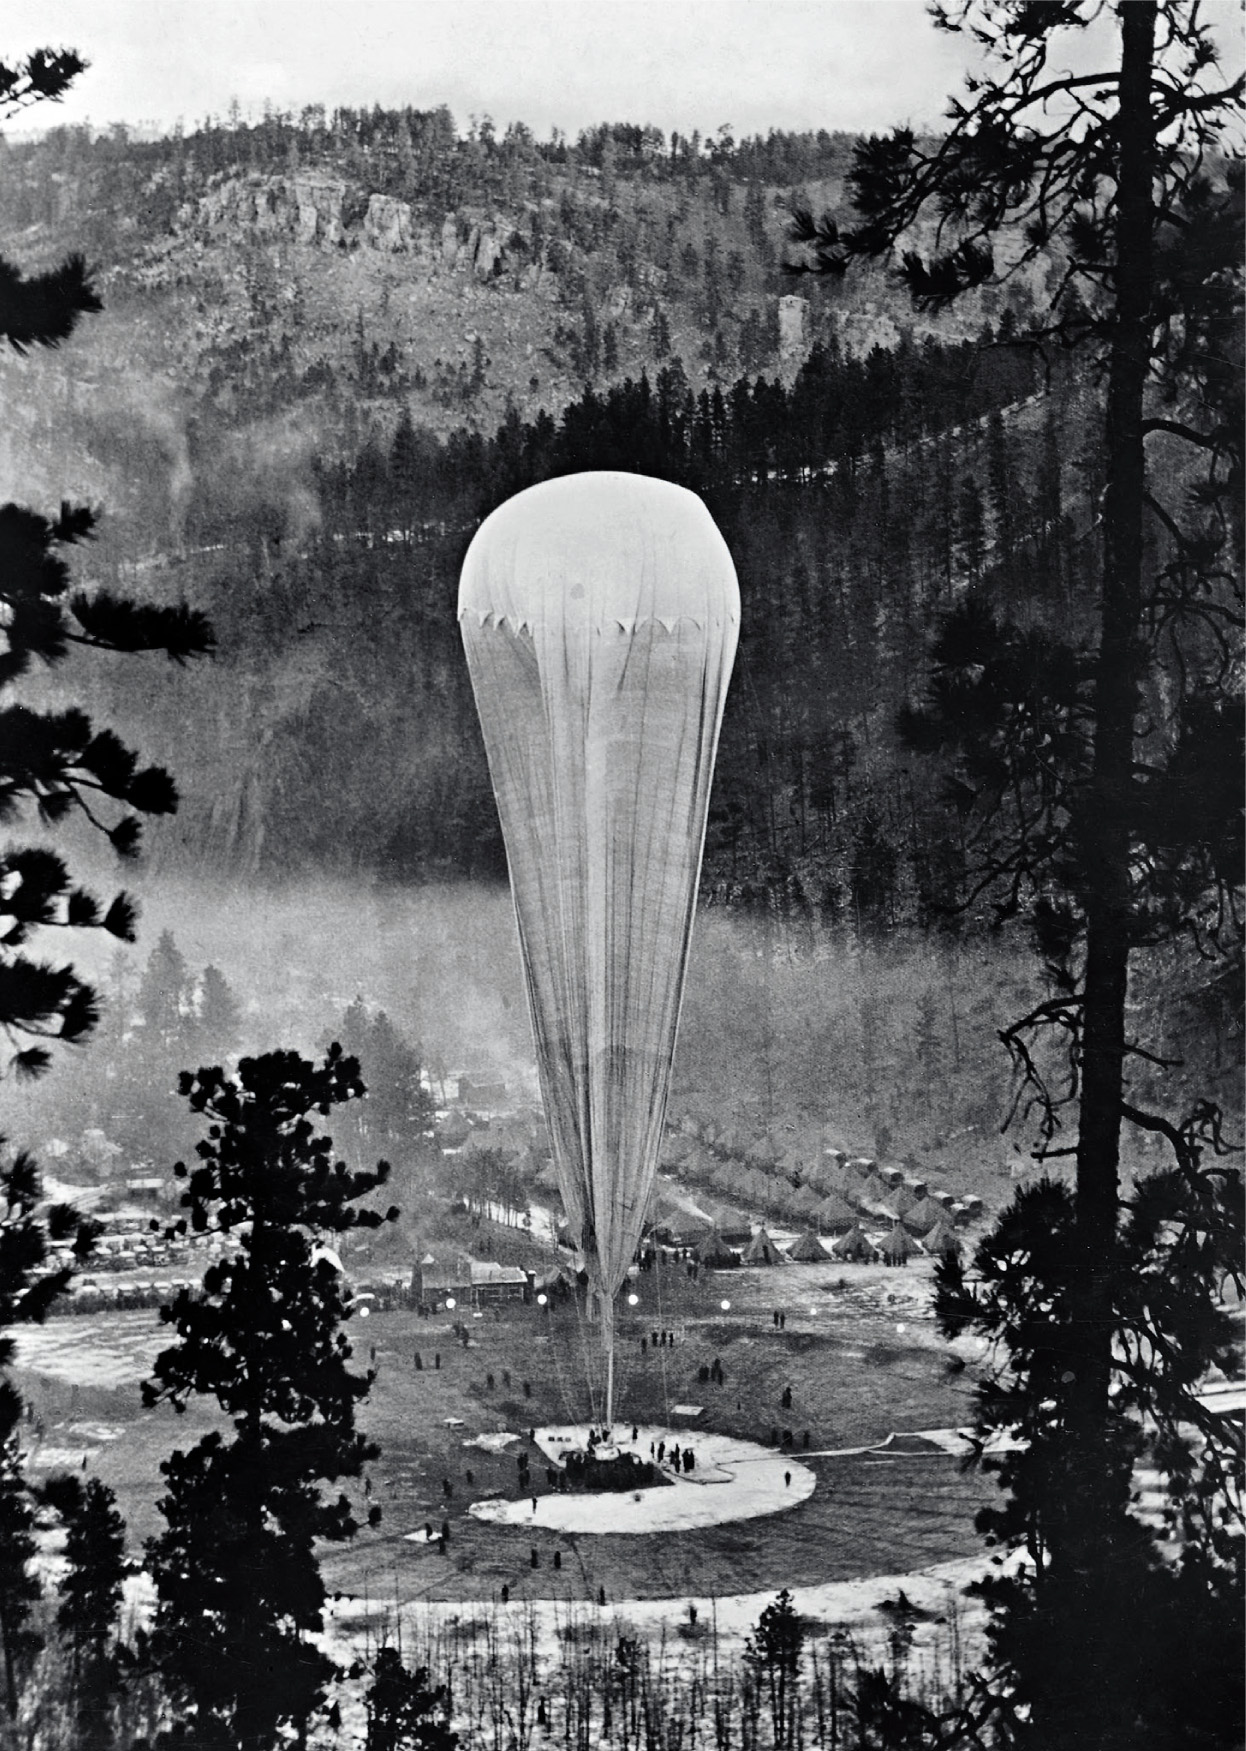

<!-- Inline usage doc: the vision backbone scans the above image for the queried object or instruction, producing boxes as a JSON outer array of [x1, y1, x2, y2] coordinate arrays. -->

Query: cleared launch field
[[14, 1253, 996, 1613]]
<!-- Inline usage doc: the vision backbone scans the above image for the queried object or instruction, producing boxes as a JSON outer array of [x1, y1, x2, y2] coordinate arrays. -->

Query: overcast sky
[[4, 2, 1242, 146], [0, 2, 1099, 142]]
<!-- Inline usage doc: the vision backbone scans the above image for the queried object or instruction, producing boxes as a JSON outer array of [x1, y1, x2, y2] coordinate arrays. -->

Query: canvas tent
[[879, 1225, 917, 1266], [695, 1229, 739, 1268], [787, 1230, 830, 1263], [921, 1221, 962, 1260], [741, 1226, 787, 1266], [829, 1223, 879, 1262], [901, 1196, 943, 1236], [814, 1192, 858, 1233]]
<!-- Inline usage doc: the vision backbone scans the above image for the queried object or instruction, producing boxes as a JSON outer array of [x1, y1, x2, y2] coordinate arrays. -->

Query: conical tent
[[879, 1224, 917, 1264], [742, 1226, 787, 1266], [830, 1223, 879, 1262], [901, 1196, 943, 1235], [459, 472, 739, 1423], [814, 1192, 858, 1232], [922, 1221, 962, 1260], [695, 1229, 739, 1268], [788, 1230, 830, 1262]]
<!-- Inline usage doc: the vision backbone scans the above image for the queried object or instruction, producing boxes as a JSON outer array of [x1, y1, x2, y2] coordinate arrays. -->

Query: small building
[[411, 1255, 529, 1307], [468, 1260, 530, 1303]]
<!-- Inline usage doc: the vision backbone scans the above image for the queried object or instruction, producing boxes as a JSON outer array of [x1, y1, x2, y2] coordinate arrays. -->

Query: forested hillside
[[1, 105, 1236, 1168]]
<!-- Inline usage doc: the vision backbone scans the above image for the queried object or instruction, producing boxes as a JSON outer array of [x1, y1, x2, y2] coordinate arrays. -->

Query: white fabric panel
[[459, 473, 739, 1317]]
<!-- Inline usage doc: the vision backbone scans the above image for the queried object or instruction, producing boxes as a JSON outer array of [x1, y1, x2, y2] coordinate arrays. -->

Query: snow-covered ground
[[465, 1424, 815, 1534], [327, 1546, 1029, 1672]]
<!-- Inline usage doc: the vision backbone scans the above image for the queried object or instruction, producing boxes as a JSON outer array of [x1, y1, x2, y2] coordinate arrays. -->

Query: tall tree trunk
[[0, 1611, 16, 1723], [1054, 2, 1157, 1742]]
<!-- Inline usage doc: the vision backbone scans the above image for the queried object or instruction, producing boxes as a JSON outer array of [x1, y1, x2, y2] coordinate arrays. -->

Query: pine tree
[[135, 932, 194, 1060], [0, 47, 213, 1085], [144, 1047, 398, 1751], [745, 1591, 803, 1751], [42, 1473, 126, 1748], [650, 305, 672, 360], [364, 1648, 457, 1751], [793, 5, 1244, 1744], [192, 966, 242, 1061], [0, 1139, 99, 1724], [0, 1414, 37, 1725]]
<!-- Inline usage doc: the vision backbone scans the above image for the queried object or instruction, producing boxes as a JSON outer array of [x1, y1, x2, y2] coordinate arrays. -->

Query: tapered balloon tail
[[601, 1290, 616, 1428]]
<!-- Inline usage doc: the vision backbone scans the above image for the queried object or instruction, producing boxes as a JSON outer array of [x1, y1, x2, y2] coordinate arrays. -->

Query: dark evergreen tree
[[135, 932, 194, 1061], [650, 304, 671, 360], [0, 1143, 98, 1722], [0, 53, 211, 1734], [192, 965, 243, 1061], [0, 358, 212, 1080], [793, 5, 1244, 1745], [364, 1647, 457, 1751], [42, 1472, 127, 1748], [0, 1417, 37, 1726], [745, 1590, 804, 1751], [326, 999, 434, 1160], [143, 1047, 398, 1750]]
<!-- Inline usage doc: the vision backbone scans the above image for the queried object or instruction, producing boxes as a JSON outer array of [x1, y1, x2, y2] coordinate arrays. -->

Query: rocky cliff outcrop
[[195, 176, 524, 284], [199, 173, 346, 246], [365, 193, 414, 252]]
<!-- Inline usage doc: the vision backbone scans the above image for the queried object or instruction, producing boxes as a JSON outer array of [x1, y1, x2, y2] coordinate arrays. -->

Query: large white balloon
[[459, 473, 739, 1419]]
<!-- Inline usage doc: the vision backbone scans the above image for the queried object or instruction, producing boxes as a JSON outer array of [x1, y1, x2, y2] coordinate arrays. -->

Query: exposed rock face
[[778, 294, 810, 361], [292, 176, 345, 246], [365, 193, 413, 252], [194, 176, 527, 283], [472, 228, 503, 280], [198, 174, 344, 247]]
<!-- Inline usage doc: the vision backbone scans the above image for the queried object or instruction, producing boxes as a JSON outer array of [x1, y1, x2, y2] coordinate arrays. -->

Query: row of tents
[[659, 1131, 983, 1234], [436, 1107, 984, 1251], [694, 1219, 962, 1269]]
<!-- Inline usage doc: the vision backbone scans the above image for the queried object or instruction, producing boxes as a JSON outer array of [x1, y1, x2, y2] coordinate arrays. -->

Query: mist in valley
[[10, 834, 1080, 1218]]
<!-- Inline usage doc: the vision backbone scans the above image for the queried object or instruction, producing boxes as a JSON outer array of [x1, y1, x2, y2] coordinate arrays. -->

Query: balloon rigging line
[[655, 1238, 672, 1429], [572, 1280, 601, 1427], [545, 1296, 580, 1433]]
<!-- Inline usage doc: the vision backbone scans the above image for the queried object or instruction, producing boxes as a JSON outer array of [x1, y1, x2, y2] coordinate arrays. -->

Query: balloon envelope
[[459, 472, 738, 1322]]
